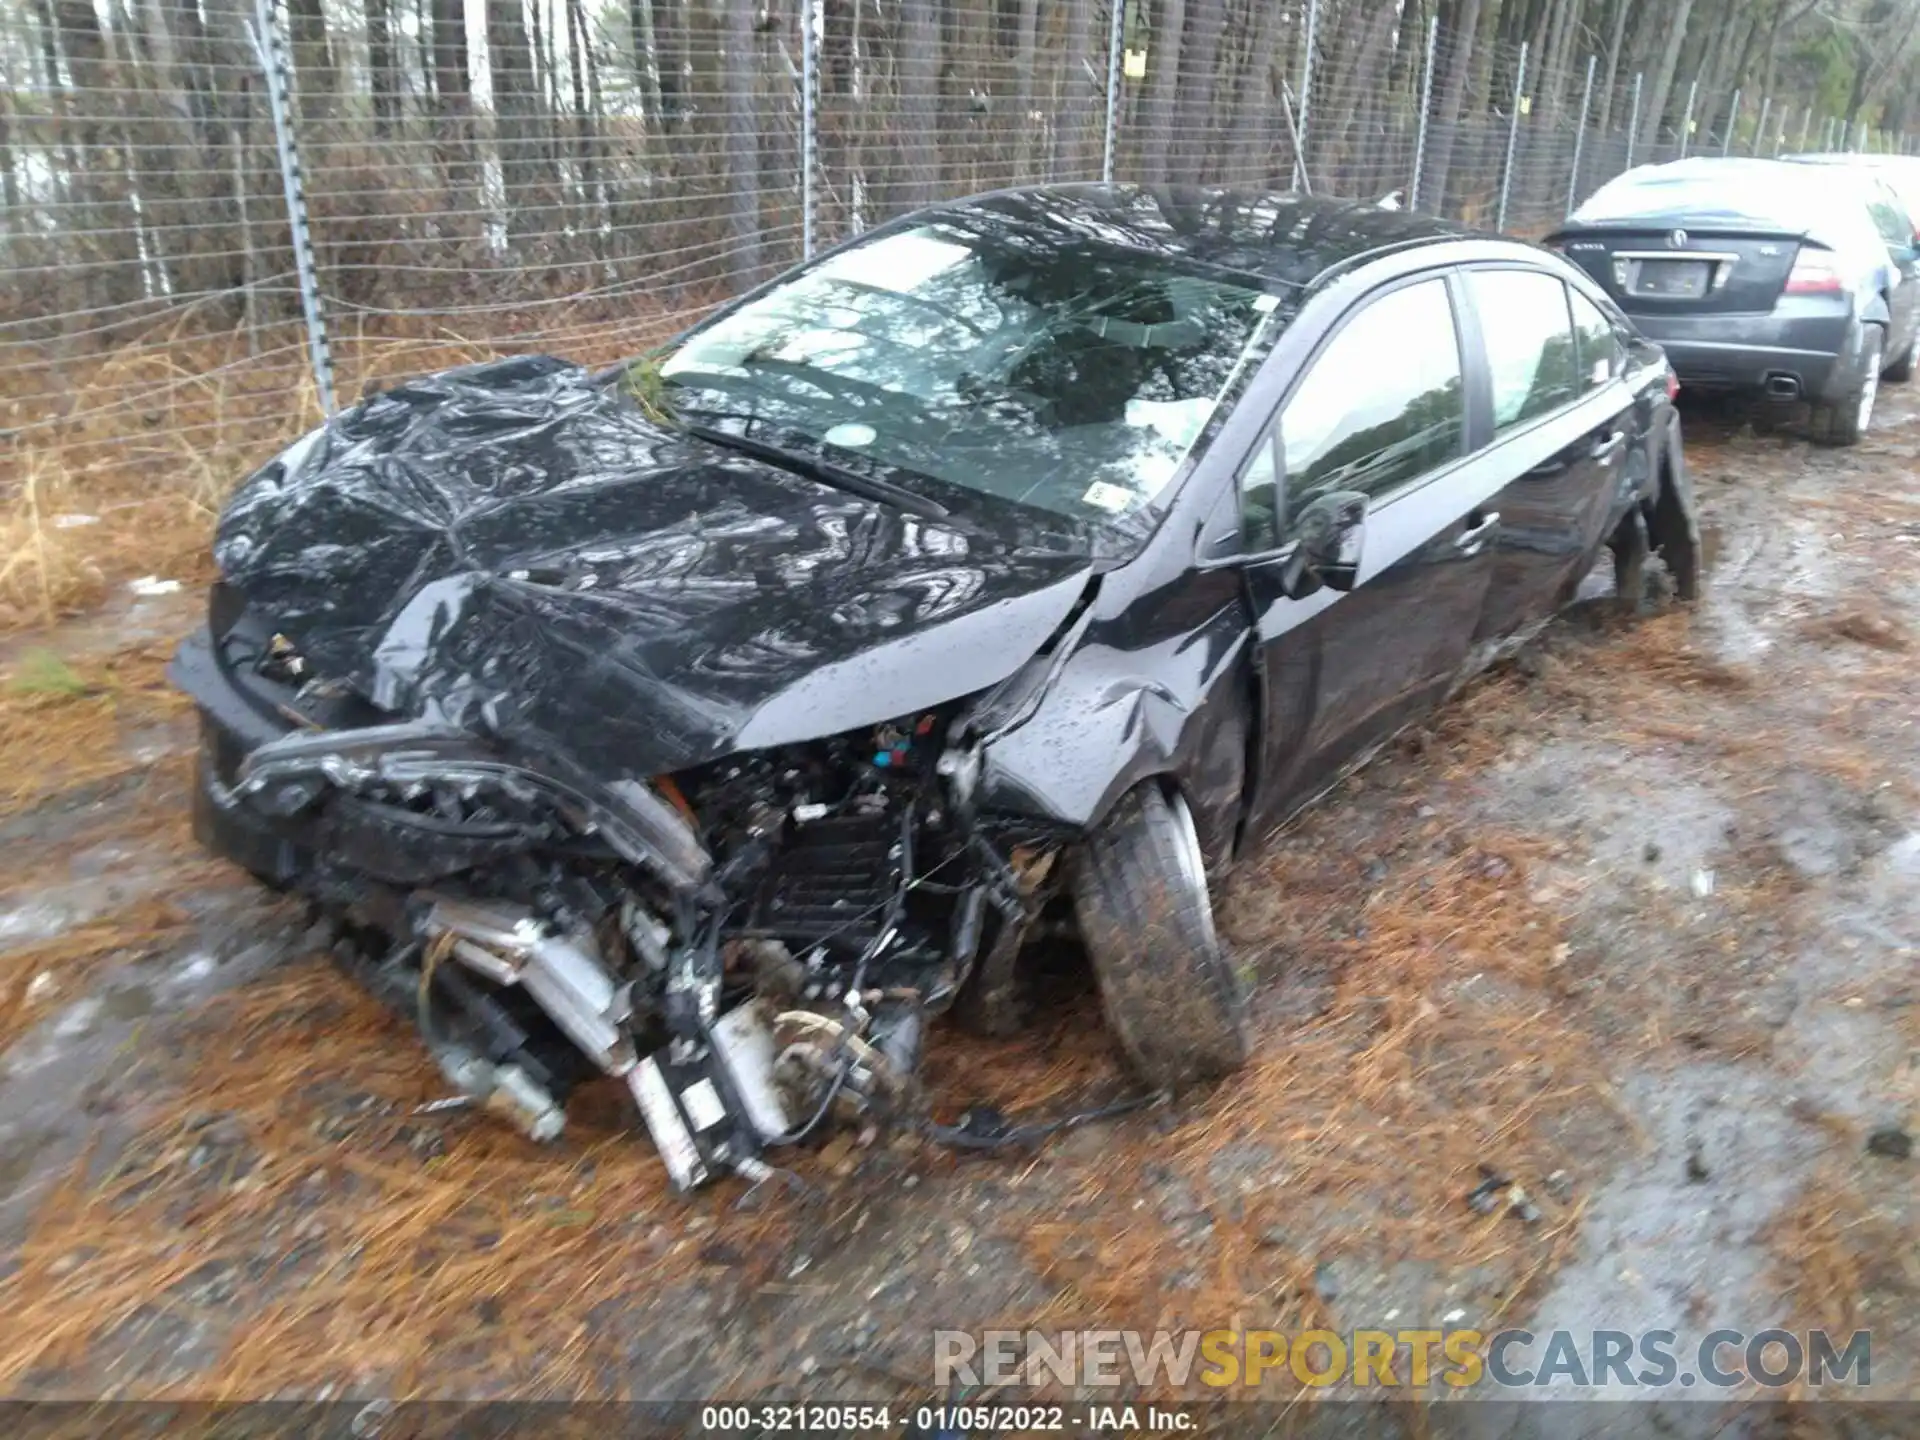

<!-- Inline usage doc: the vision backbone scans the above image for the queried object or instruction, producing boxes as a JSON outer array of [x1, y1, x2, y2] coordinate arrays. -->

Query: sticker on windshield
[[1253, 293, 1281, 314], [1081, 480, 1135, 513], [823, 422, 877, 448]]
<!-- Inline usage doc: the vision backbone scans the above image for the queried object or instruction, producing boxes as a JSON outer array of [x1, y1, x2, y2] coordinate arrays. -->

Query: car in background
[[171, 187, 1700, 1187], [1549, 156, 1920, 444], [1785, 151, 1920, 229]]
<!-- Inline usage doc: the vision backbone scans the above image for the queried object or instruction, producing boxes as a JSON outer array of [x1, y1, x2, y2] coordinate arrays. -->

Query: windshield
[[650, 219, 1282, 537]]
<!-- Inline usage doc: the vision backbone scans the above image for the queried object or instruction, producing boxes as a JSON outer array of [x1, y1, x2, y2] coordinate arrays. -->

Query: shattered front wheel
[[1071, 781, 1250, 1091]]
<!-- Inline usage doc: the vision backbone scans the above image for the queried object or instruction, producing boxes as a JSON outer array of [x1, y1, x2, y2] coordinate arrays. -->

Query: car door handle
[[1455, 511, 1499, 551], [1589, 430, 1626, 461]]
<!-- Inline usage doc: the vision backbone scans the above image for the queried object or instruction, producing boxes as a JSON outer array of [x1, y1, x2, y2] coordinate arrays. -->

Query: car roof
[[1784, 151, 1920, 170], [1569, 156, 1889, 258], [1783, 152, 1920, 209], [921, 183, 1486, 289], [1575, 156, 1835, 225]]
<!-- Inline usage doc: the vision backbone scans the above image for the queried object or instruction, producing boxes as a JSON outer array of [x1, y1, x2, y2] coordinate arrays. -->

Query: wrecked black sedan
[[172, 186, 1699, 1189]]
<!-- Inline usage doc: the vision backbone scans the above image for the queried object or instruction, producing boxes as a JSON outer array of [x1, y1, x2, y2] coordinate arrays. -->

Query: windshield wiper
[[679, 421, 950, 521]]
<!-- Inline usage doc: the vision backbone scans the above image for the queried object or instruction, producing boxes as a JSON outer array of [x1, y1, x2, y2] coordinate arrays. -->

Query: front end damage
[[173, 601, 1074, 1190]]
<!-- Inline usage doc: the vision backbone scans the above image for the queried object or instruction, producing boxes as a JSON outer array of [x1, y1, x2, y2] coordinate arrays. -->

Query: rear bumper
[[1630, 311, 1854, 400]]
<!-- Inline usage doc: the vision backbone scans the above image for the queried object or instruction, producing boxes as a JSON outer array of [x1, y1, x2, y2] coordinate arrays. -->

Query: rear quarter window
[[1569, 289, 1621, 390]]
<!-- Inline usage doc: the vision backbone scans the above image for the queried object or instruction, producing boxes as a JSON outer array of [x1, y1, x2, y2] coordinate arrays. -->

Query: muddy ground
[[0, 392, 1914, 1430]]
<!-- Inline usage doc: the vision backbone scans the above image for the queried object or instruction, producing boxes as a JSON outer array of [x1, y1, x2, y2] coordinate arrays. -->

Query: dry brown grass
[[0, 642, 191, 814], [0, 897, 194, 1052], [3, 387, 1914, 1399], [0, 609, 1688, 1399], [0, 954, 807, 1399], [1801, 604, 1913, 654], [1, 300, 719, 632], [1763, 1168, 1913, 1404]]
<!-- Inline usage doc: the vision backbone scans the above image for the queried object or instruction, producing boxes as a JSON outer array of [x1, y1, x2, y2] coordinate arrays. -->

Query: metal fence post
[[1625, 72, 1643, 169], [1497, 41, 1527, 232], [1293, 0, 1322, 192], [1566, 54, 1596, 217], [1754, 96, 1770, 156], [1101, 0, 1124, 183], [1678, 79, 1696, 160], [247, 0, 334, 416], [1721, 89, 1739, 155], [801, 0, 816, 258], [1410, 15, 1439, 210]]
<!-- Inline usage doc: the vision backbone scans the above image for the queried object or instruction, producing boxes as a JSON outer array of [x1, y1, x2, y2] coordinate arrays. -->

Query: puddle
[[0, 902, 74, 951], [0, 1126, 55, 1199], [100, 984, 155, 1022]]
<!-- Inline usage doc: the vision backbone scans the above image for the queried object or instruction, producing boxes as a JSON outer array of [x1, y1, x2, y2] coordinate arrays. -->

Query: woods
[[6, 0, 1920, 464]]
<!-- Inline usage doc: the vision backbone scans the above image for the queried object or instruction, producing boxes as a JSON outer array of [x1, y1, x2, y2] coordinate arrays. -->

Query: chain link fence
[[3, 0, 1913, 507]]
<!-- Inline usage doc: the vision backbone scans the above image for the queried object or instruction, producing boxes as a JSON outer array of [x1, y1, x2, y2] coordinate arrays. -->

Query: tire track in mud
[[0, 399, 1914, 1405]]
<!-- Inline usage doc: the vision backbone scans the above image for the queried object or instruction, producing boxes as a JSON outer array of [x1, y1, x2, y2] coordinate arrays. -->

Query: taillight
[[1784, 249, 1843, 295], [1665, 366, 1681, 401]]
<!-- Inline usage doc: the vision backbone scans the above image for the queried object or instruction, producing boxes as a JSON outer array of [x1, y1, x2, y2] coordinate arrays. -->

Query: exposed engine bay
[[179, 602, 1076, 1190]]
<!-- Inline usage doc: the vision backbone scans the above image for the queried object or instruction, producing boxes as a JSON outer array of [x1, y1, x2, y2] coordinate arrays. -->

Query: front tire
[[1071, 781, 1250, 1090], [1810, 326, 1882, 446]]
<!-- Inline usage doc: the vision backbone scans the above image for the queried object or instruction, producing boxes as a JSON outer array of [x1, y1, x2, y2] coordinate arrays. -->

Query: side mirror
[[1279, 490, 1369, 600]]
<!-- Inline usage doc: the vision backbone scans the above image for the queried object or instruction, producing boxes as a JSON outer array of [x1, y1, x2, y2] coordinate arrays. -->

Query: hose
[[918, 1090, 1167, 1152]]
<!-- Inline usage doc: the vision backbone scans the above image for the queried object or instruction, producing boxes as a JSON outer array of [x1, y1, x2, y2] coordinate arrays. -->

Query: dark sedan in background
[[171, 186, 1699, 1187], [1551, 156, 1920, 444]]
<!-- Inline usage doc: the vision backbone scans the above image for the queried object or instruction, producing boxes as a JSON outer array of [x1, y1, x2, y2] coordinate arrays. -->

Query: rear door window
[[1278, 277, 1464, 524], [1469, 269, 1580, 431], [1568, 288, 1620, 391]]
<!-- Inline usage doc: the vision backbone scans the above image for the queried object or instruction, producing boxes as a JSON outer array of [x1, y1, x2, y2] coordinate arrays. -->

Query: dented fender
[[974, 578, 1254, 870]]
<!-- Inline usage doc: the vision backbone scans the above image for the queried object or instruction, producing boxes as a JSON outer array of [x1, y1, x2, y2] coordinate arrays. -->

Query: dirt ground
[[0, 388, 1914, 1429]]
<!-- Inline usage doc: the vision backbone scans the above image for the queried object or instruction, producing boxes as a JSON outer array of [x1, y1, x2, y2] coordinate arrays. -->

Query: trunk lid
[[1554, 226, 1806, 314]]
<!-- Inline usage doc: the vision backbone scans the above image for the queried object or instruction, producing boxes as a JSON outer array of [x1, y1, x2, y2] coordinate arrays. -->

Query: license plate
[[1629, 258, 1713, 299]]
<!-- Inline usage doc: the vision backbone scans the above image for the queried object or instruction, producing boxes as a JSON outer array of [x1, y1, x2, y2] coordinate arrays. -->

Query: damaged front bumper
[[171, 614, 1068, 1191]]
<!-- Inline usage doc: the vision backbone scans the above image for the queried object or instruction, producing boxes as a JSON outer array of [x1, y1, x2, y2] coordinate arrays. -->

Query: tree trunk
[[487, 0, 538, 244], [566, 0, 601, 253], [1595, 0, 1635, 143], [1174, 0, 1226, 177], [285, 0, 336, 121], [895, 0, 940, 210], [1228, 0, 1284, 183], [1012, 0, 1038, 179], [1140, 0, 1187, 185], [365, 0, 397, 138], [0, 90, 20, 213], [1059, 0, 1095, 178], [1425, 0, 1487, 217], [723, 0, 760, 285], [1641, 0, 1696, 149], [51, 0, 142, 310], [624, 0, 661, 126], [427, 0, 480, 243]]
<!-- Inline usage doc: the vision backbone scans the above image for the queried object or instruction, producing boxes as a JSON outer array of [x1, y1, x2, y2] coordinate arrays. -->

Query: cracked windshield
[[656, 220, 1280, 529]]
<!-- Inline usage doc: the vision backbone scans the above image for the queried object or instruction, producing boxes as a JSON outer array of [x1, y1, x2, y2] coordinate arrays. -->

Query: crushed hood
[[214, 356, 1095, 775]]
